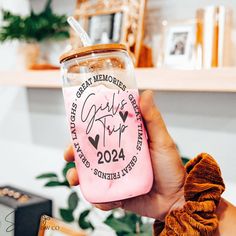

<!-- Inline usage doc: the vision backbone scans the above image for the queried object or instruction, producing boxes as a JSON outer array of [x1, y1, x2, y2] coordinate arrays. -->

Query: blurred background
[[0, 0, 236, 235]]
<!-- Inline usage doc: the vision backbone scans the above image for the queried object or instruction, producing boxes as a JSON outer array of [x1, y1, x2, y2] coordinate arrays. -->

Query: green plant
[[0, 0, 69, 43], [181, 156, 190, 165], [36, 162, 152, 235], [36, 155, 189, 235], [105, 212, 152, 236], [36, 162, 95, 231]]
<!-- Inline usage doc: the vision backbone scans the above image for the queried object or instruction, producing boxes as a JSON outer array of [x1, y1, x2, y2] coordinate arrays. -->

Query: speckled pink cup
[[60, 44, 153, 203]]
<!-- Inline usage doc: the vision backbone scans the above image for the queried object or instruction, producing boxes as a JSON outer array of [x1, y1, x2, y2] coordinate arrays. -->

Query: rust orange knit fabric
[[153, 153, 225, 236]]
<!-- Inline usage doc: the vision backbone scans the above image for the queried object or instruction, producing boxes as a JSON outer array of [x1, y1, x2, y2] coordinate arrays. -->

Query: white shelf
[[1, 68, 236, 92], [1, 70, 61, 89]]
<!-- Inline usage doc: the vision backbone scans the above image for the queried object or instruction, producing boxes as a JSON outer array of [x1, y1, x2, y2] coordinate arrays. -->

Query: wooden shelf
[[1, 68, 236, 92]]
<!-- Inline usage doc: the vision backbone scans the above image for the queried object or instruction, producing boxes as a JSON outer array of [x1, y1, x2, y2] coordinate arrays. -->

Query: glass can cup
[[60, 44, 153, 203]]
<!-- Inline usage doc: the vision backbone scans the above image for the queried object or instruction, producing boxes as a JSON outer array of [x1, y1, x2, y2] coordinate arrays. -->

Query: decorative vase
[[18, 42, 40, 69]]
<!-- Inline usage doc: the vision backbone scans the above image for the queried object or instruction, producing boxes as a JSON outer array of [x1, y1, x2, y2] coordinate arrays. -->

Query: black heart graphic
[[119, 111, 128, 123], [88, 134, 99, 149]]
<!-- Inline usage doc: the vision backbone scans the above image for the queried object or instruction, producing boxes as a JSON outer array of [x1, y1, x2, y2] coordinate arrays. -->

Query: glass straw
[[67, 16, 92, 47]]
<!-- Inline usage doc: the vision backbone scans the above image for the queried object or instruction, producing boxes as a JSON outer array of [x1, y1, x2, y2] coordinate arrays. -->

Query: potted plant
[[0, 0, 69, 69]]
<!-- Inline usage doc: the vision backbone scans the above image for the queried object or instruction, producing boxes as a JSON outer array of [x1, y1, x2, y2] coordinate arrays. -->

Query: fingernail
[[66, 169, 73, 185]]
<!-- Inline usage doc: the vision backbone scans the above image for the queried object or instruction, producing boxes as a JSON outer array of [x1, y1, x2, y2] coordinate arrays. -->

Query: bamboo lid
[[60, 44, 127, 63]]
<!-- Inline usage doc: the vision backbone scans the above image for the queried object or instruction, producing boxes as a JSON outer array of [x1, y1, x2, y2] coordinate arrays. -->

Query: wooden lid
[[60, 43, 127, 63]]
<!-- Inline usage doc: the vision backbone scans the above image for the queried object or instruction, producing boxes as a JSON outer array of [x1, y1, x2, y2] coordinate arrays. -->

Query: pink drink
[[63, 84, 153, 203], [60, 44, 153, 203]]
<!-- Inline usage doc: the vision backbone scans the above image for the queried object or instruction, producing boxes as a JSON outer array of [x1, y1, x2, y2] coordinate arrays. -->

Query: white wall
[[0, 87, 116, 234], [1, 88, 235, 193], [146, 0, 236, 37], [0, 0, 236, 234], [0, 0, 30, 69]]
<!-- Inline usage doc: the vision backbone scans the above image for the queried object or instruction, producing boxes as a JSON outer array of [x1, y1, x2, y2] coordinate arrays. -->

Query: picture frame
[[79, 9, 126, 45], [162, 20, 196, 68], [73, 0, 146, 66]]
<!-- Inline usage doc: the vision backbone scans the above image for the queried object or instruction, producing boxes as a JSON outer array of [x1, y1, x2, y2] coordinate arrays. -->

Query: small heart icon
[[119, 111, 128, 123], [88, 134, 99, 149]]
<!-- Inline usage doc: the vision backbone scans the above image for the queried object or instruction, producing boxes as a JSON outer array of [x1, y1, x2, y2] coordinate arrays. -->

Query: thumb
[[140, 90, 174, 149], [140, 90, 185, 195]]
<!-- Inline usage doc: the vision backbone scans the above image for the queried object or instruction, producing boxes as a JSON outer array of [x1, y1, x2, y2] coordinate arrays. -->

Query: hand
[[64, 90, 186, 221]]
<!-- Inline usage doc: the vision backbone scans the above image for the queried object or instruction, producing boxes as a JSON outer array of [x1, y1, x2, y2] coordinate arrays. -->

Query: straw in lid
[[60, 17, 127, 63]]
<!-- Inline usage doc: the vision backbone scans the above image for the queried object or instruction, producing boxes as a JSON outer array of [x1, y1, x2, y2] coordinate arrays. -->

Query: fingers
[[140, 90, 174, 149], [64, 143, 122, 211], [66, 169, 123, 211], [66, 167, 122, 210], [64, 145, 79, 186], [93, 201, 122, 211], [140, 91, 185, 195], [64, 144, 75, 162], [66, 167, 79, 186]]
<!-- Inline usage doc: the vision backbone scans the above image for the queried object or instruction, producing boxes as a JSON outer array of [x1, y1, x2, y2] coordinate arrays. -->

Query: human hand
[[64, 90, 186, 221]]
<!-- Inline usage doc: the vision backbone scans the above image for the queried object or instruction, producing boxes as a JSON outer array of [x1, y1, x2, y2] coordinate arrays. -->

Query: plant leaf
[[78, 209, 94, 230], [140, 223, 152, 235], [68, 191, 79, 210], [118, 233, 136, 236], [60, 208, 74, 222], [181, 157, 190, 165], [138, 233, 152, 236], [44, 180, 69, 187], [0, 6, 69, 43], [118, 212, 142, 232], [44, 0, 52, 12], [63, 162, 76, 178], [104, 215, 133, 234], [36, 173, 58, 179]]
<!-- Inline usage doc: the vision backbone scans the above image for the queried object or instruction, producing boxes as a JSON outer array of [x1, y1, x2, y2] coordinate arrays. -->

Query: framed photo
[[80, 10, 126, 44], [73, 0, 146, 66], [162, 20, 196, 68], [85, 11, 124, 45]]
